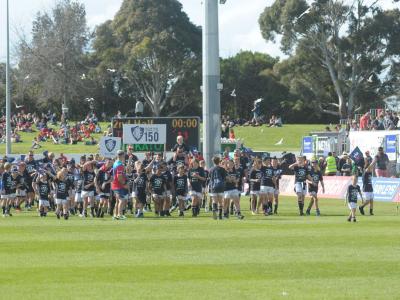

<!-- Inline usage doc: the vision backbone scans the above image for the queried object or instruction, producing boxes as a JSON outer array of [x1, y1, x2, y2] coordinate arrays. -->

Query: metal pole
[[202, 0, 221, 168], [6, 0, 12, 155]]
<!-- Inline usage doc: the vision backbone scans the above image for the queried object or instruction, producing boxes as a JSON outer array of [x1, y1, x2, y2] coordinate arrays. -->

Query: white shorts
[[75, 193, 83, 203], [55, 198, 68, 205], [364, 192, 374, 201], [250, 190, 260, 196], [39, 199, 50, 207], [348, 202, 357, 209], [224, 189, 239, 199], [260, 186, 275, 194], [81, 191, 94, 198], [69, 189, 76, 198], [16, 190, 27, 197], [209, 193, 224, 197], [295, 182, 307, 195], [131, 192, 136, 198], [190, 191, 202, 198], [152, 194, 164, 200], [1, 194, 16, 199]]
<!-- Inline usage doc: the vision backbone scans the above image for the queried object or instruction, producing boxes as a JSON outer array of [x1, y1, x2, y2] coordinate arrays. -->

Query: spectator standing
[[374, 147, 390, 177], [359, 112, 370, 130], [325, 152, 337, 176]]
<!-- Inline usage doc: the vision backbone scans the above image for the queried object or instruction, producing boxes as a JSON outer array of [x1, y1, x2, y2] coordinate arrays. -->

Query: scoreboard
[[112, 117, 200, 151]]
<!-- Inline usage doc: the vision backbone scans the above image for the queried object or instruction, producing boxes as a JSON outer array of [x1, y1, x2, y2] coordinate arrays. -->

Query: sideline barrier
[[279, 175, 400, 203]]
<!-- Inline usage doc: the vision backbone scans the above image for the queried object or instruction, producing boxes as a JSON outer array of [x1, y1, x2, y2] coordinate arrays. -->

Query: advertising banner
[[99, 137, 122, 158], [385, 135, 397, 160], [302, 136, 314, 158], [123, 124, 166, 145]]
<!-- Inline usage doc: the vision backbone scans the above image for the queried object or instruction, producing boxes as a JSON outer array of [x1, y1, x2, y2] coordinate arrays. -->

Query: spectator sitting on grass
[[11, 129, 21, 143], [31, 137, 41, 149]]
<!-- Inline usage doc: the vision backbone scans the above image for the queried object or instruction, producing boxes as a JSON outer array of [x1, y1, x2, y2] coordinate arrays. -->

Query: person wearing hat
[[111, 150, 129, 220], [306, 159, 325, 216]]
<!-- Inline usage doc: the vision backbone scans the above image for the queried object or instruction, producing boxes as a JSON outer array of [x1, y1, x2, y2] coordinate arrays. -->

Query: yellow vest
[[325, 156, 337, 174]]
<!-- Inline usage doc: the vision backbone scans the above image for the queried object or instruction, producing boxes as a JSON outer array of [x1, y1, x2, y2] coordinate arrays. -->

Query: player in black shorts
[[208, 156, 227, 220], [306, 160, 325, 216]]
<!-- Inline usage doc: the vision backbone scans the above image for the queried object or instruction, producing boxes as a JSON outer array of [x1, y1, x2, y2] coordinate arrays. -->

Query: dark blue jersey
[[261, 166, 275, 187], [174, 174, 188, 196], [347, 185, 361, 203]]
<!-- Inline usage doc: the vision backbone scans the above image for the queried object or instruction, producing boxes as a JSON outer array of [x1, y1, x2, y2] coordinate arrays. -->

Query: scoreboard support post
[[203, 0, 222, 168]]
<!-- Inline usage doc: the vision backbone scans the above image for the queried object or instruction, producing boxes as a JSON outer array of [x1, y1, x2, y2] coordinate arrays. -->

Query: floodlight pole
[[203, 0, 223, 168], [6, 0, 12, 155]]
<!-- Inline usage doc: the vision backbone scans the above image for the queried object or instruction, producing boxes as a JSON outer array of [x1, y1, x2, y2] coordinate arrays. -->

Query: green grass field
[[234, 124, 325, 152], [0, 123, 324, 155], [1, 197, 399, 299]]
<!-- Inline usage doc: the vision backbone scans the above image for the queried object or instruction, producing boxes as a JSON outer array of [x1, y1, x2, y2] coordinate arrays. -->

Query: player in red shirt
[[112, 150, 128, 220]]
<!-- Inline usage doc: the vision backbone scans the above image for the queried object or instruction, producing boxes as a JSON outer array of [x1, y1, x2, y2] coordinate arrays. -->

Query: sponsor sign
[[123, 124, 166, 145], [100, 137, 121, 158], [302, 136, 314, 158], [385, 135, 397, 160], [279, 175, 400, 202]]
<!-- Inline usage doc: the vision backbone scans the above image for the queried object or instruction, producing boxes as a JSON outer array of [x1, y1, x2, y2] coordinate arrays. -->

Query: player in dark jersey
[[271, 157, 282, 214], [306, 160, 325, 216], [1, 163, 16, 217], [199, 160, 209, 212], [233, 157, 245, 215], [173, 164, 188, 217], [188, 159, 206, 217], [289, 156, 313, 216], [161, 162, 173, 217], [33, 171, 52, 217], [149, 165, 166, 216], [81, 161, 96, 218], [346, 175, 363, 222], [208, 156, 227, 220], [223, 160, 244, 219], [359, 161, 376, 216], [260, 157, 276, 216], [95, 159, 113, 218], [15, 163, 28, 212], [132, 161, 148, 218], [25, 151, 37, 210], [249, 159, 262, 215], [51, 167, 71, 220]]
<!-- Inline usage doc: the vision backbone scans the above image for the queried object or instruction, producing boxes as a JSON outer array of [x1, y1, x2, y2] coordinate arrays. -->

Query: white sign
[[99, 137, 122, 158], [123, 124, 166, 145], [349, 130, 400, 160]]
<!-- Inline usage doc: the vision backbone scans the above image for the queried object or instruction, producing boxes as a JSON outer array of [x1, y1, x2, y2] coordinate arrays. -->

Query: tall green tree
[[220, 51, 289, 120], [17, 0, 92, 116], [92, 0, 202, 117], [259, 0, 400, 118]]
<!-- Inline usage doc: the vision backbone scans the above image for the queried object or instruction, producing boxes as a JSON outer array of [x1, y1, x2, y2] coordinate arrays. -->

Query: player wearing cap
[[289, 156, 313, 216], [112, 150, 129, 220], [306, 160, 325, 216]]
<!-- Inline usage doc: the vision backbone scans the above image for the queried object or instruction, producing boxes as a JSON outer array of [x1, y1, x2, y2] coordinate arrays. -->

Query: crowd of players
[[0, 137, 375, 222]]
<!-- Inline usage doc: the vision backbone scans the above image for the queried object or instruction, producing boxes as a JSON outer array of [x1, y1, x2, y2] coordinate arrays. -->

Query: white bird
[[15, 104, 24, 109], [367, 74, 374, 83], [81, 74, 86, 80], [107, 68, 116, 73], [56, 63, 63, 67], [275, 138, 283, 146], [297, 7, 311, 19], [230, 89, 236, 97], [24, 75, 30, 80], [255, 98, 263, 104]]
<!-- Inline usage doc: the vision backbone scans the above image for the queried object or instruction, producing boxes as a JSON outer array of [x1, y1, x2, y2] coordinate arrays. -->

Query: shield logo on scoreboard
[[131, 126, 144, 142], [105, 139, 117, 152]]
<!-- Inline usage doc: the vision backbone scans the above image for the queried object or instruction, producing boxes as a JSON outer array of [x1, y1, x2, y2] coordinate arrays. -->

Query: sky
[[0, 0, 398, 63]]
